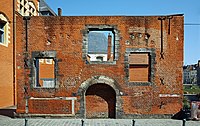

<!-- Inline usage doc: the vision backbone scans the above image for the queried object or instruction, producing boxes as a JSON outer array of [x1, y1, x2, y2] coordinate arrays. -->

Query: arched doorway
[[77, 76, 123, 119], [85, 83, 116, 118]]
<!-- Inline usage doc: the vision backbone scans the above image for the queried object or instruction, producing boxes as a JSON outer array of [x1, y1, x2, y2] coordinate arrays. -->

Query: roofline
[[39, 0, 57, 16], [50, 13, 184, 17]]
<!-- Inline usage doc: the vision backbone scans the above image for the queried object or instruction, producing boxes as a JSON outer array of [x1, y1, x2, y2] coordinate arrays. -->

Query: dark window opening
[[34, 58, 55, 88], [96, 56, 104, 62], [0, 22, 5, 43], [87, 29, 115, 62]]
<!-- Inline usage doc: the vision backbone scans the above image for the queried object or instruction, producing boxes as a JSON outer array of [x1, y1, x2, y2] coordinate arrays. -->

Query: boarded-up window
[[129, 53, 150, 82], [35, 58, 55, 88]]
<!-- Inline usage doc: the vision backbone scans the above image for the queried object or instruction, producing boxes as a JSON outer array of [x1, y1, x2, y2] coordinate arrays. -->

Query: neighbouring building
[[0, 0, 56, 108], [16, 14, 184, 118], [197, 60, 200, 86], [39, 0, 57, 16], [0, 0, 14, 108], [183, 60, 200, 85]]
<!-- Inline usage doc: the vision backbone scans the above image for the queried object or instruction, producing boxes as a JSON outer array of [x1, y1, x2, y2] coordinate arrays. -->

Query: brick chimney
[[58, 8, 62, 16], [107, 33, 112, 61], [198, 60, 200, 67]]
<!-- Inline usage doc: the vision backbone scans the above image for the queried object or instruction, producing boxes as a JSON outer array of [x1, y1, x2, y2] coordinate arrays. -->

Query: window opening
[[96, 56, 104, 62], [0, 22, 5, 43], [34, 58, 55, 88], [87, 30, 114, 62]]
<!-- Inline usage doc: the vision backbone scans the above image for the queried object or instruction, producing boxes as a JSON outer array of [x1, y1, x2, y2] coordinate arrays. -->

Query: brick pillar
[[107, 33, 112, 61]]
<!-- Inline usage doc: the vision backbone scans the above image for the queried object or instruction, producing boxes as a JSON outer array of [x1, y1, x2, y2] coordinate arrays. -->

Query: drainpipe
[[23, 16, 30, 52], [158, 17, 166, 59], [13, 0, 16, 106], [167, 16, 173, 35], [23, 16, 30, 114]]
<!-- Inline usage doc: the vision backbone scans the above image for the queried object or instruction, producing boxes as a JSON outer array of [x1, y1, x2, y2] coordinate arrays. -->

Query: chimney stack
[[107, 33, 112, 61], [58, 8, 62, 16]]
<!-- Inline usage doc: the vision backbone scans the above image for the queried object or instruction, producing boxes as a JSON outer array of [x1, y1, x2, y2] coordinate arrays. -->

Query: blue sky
[[45, 0, 200, 65]]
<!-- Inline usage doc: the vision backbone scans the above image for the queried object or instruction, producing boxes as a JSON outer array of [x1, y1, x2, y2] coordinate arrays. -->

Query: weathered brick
[[16, 15, 184, 118]]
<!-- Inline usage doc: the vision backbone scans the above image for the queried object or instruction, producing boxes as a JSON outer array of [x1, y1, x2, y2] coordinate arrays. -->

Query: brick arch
[[77, 75, 123, 118]]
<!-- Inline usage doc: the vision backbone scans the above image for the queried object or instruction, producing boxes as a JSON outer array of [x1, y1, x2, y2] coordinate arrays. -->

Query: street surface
[[0, 115, 199, 126]]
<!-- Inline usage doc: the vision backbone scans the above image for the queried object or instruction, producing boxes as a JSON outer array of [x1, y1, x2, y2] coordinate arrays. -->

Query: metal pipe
[[158, 17, 166, 59], [132, 119, 135, 126], [167, 16, 173, 35], [23, 17, 30, 69], [182, 119, 186, 126], [13, 0, 16, 106], [81, 119, 84, 126], [25, 118, 28, 126], [23, 16, 30, 52]]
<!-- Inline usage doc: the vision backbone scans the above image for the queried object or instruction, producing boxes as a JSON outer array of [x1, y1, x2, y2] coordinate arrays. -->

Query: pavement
[[1, 117, 200, 126], [0, 107, 199, 126]]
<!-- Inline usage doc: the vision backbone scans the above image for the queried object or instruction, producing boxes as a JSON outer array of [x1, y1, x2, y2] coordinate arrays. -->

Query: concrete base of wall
[[122, 114, 174, 119], [15, 113, 173, 119], [14, 113, 75, 119]]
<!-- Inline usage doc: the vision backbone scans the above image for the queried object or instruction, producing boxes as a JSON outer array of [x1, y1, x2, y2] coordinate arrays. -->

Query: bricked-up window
[[34, 58, 55, 88], [129, 53, 150, 82], [88, 31, 114, 62]]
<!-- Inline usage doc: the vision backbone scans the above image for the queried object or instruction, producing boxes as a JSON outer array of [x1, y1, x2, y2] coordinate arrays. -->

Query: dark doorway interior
[[85, 83, 116, 118]]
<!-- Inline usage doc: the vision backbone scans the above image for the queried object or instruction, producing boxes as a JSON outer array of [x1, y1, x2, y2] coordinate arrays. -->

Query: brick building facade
[[16, 15, 184, 118], [0, 0, 50, 108], [0, 0, 14, 108]]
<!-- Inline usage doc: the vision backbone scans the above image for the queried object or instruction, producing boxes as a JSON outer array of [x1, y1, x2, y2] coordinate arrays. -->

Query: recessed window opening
[[34, 58, 55, 88], [88, 30, 114, 62], [0, 22, 5, 43]]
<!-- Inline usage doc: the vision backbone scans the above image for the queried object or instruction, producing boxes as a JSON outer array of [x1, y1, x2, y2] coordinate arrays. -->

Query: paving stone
[[0, 118, 200, 126]]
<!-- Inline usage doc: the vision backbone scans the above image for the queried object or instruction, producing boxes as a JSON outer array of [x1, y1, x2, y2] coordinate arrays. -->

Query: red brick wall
[[29, 99, 72, 114], [16, 15, 184, 117], [0, 0, 40, 109], [86, 95, 108, 118], [0, 0, 14, 108]]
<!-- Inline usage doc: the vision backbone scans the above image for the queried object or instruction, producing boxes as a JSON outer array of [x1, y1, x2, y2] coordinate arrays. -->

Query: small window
[[34, 58, 55, 88], [0, 13, 9, 46], [129, 53, 150, 82], [96, 56, 104, 62], [87, 30, 114, 62], [0, 23, 5, 43]]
